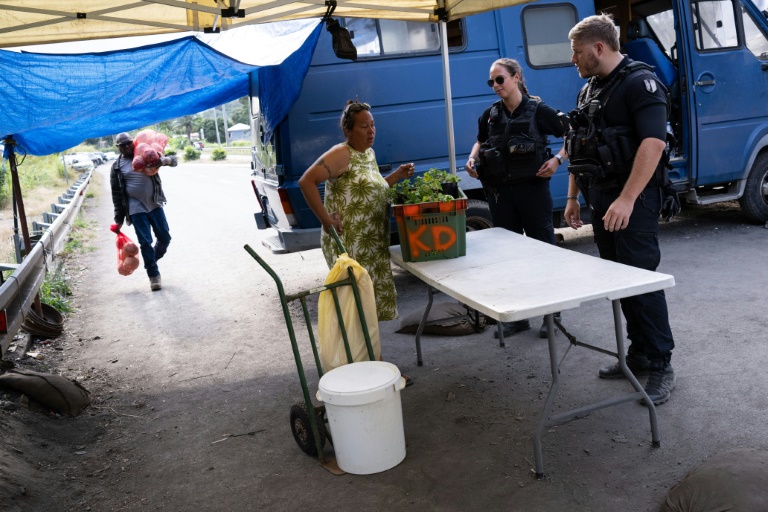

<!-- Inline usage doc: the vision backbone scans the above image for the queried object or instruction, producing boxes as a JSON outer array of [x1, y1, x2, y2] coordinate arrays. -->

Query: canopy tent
[[0, 19, 322, 155], [0, 1, 527, 48], [0, 1, 531, 160]]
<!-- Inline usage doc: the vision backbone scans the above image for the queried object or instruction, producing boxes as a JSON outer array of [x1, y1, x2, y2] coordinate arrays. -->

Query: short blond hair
[[568, 13, 620, 52]]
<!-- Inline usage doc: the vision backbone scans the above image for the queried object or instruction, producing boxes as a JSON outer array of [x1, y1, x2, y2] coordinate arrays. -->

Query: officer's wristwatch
[[554, 154, 564, 164]]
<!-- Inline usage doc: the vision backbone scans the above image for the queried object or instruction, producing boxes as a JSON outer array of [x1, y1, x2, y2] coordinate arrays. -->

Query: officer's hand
[[466, 157, 478, 178], [603, 197, 634, 232], [535, 158, 558, 178], [564, 201, 582, 230]]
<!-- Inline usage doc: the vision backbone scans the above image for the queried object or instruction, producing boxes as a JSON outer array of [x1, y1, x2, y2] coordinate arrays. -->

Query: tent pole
[[213, 108, 222, 146], [222, 103, 230, 146], [439, 20, 457, 176], [4, 138, 43, 316], [60, 153, 69, 185]]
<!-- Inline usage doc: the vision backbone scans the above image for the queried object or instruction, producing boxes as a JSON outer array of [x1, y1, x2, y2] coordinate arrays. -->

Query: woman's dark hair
[[492, 58, 540, 100], [340, 100, 371, 132]]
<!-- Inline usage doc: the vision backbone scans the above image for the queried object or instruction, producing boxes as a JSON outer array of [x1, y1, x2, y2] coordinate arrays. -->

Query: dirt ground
[[1, 161, 768, 512]]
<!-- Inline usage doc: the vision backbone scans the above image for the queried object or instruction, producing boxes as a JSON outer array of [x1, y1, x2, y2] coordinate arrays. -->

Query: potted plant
[[388, 168, 461, 208], [389, 168, 468, 262]]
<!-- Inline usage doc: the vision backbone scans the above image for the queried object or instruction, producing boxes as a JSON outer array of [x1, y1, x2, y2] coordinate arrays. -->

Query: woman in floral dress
[[298, 100, 414, 321]]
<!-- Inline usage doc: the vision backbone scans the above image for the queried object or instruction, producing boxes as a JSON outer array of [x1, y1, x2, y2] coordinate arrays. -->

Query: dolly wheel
[[289, 402, 326, 457]]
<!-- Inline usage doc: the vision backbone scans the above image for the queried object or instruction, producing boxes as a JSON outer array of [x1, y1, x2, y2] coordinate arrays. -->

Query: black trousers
[[483, 178, 555, 245], [589, 183, 675, 362]]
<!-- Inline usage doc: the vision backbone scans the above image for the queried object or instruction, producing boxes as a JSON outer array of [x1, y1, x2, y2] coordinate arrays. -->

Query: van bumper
[[261, 226, 321, 254]]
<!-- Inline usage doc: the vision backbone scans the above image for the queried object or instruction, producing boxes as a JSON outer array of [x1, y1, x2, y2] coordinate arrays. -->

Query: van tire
[[738, 152, 768, 223], [466, 200, 494, 231]]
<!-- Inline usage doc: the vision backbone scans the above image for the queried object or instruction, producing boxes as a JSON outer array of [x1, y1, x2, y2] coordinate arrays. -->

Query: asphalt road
[[30, 159, 768, 511]]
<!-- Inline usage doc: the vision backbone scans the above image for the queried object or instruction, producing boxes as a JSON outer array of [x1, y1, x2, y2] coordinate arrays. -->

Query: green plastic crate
[[396, 208, 467, 263]]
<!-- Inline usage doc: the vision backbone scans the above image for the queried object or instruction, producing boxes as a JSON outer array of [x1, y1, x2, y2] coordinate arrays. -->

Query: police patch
[[644, 79, 658, 93]]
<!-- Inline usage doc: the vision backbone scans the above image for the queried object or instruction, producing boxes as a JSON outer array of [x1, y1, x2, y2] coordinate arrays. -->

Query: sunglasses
[[487, 75, 512, 87], [117, 141, 132, 148]]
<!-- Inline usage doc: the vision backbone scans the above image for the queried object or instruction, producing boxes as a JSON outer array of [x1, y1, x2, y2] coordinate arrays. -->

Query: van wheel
[[466, 200, 494, 231], [738, 152, 768, 223]]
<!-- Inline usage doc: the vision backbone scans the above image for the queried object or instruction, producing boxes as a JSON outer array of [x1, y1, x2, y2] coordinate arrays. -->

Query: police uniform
[[476, 96, 566, 244], [573, 57, 675, 364]]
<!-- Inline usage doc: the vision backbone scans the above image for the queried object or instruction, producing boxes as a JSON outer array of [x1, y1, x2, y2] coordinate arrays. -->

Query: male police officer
[[564, 14, 676, 405]]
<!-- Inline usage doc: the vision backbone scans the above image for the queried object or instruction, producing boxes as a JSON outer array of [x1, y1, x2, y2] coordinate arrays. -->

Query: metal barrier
[[0, 170, 92, 356]]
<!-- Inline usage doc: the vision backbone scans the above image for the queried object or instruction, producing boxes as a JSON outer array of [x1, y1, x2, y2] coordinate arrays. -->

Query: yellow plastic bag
[[318, 253, 381, 372]]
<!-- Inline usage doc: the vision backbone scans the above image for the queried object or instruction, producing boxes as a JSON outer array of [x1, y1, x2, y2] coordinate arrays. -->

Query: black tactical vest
[[478, 98, 549, 186], [566, 61, 666, 184]]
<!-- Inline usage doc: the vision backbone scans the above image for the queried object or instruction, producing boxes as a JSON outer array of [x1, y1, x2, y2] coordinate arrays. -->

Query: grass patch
[[63, 214, 97, 256], [39, 266, 73, 313]]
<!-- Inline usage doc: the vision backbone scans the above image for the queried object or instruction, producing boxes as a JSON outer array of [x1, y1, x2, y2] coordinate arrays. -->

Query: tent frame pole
[[439, 19, 457, 176], [4, 137, 43, 315]]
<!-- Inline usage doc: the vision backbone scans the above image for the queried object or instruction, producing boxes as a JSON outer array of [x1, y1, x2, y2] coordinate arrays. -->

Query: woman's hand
[[396, 163, 415, 181], [386, 163, 415, 186], [564, 198, 583, 230], [535, 157, 560, 178], [466, 156, 479, 178], [322, 211, 343, 235]]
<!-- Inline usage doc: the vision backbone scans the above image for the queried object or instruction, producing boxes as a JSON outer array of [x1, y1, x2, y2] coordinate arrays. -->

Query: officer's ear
[[593, 41, 604, 56]]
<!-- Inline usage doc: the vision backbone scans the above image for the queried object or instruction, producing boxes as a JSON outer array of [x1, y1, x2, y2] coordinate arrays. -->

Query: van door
[[682, 0, 768, 184]]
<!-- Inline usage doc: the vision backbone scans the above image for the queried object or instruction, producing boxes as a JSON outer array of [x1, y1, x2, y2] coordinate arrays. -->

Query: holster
[[567, 162, 607, 181]]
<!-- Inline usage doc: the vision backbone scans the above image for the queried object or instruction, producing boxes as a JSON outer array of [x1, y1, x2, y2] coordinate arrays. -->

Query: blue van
[[251, 0, 768, 252]]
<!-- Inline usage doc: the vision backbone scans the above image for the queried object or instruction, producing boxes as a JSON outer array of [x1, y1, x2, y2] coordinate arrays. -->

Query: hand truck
[[244, 228, 376, 472]]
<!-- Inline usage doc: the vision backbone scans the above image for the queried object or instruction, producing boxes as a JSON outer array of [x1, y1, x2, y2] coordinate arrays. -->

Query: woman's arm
[[298, 144, 350, 233], [466, 141, 482, 178], [384, 162, 415, 187]]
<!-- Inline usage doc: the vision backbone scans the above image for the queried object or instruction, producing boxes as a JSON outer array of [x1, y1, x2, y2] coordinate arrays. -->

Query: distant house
[[227, 123, 250, 143]]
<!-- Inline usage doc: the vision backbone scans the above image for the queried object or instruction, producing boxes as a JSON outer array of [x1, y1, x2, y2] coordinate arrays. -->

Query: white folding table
[[389, 228, 675, 477]]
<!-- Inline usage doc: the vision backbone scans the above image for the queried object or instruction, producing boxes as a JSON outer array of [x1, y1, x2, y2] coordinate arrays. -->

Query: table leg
[[612, 300, 660, 447], [533, 313, 558, 479], [497, 322, 505, 347], [414, 286, 435, 366]]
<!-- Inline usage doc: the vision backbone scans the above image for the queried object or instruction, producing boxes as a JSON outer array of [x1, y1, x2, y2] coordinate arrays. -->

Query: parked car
[[104, 151, 117, 160], [88, 152, 103, 166], [69, 155, 94, 172]]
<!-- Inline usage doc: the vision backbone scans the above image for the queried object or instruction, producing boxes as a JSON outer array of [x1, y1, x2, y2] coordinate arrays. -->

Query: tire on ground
[[465, 199, 494, 231], [738, 151, 768, 223]]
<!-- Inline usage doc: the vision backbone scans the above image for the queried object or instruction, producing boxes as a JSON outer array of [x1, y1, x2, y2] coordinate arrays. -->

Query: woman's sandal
[[402, 374, 414, 387]]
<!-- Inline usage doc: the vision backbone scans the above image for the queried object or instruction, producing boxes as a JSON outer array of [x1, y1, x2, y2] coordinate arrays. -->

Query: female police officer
[[466, 58, 568, 339]]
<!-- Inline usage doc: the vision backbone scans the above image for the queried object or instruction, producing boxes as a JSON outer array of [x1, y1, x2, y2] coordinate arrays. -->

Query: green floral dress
[[321, 143, 397, 321]]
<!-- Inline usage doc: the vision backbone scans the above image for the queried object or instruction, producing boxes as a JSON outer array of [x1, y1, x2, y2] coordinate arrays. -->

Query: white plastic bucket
[[317, 361, 406, 475]]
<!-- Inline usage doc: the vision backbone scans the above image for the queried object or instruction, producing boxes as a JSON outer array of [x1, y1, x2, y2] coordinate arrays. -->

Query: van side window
[[522, 5, 577, 67], [343, 18, 464, 58], [741, 1, 768, 58], [691, 0, 739, 50]]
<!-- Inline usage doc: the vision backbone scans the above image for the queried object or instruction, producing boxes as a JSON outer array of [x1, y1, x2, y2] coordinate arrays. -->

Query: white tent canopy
[[0, 1, 530, 48]]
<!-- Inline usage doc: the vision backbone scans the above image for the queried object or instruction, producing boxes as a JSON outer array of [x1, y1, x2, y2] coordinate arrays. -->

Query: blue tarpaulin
[[0, 20, 322, 156]]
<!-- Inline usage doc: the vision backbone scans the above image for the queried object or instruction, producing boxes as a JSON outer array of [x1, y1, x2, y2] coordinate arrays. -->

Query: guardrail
[[0, 170, 92, 356], [208, 146, 249, 155]]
